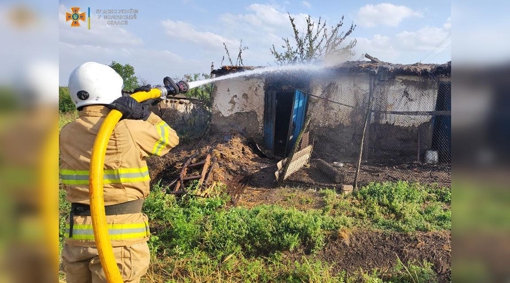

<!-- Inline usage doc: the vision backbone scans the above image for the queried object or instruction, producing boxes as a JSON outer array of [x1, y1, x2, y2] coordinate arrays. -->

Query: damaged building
[[210, 61, 451, 164]]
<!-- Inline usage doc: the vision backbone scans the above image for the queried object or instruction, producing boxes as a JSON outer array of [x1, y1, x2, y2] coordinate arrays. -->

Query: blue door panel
[[286, 90, 308, 155]]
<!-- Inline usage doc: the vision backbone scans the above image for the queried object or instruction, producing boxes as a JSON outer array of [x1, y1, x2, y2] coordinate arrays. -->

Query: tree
[[183, 73, 214, 106], [270, 14, 357, 65], [109, 61, 139, 91], [59, 86, 75, 113], [221, 39, 249, 66]]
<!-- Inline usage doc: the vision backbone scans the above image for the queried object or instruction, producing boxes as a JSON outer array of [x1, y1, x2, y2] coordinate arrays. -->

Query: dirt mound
[[147, 132, 276, 191]]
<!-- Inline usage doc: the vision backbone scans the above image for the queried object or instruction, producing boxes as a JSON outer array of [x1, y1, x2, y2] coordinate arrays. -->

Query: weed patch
[[143, 188, 341, 258], [321, 181, 451, 232]]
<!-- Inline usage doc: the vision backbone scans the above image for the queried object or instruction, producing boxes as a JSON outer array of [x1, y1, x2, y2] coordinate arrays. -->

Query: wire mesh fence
[[304, 75, 451, 186]]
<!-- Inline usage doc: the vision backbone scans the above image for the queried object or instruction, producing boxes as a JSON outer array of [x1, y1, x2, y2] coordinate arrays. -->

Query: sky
[[58, 0, 452, 85]]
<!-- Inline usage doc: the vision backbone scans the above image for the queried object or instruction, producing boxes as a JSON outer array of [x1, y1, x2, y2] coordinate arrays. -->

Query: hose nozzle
[[163, 76, 189, 96], [176, 81, 189, 93]]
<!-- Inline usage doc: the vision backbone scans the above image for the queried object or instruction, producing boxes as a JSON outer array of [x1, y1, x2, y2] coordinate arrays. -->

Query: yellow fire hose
[[89, 89, 162, 283]]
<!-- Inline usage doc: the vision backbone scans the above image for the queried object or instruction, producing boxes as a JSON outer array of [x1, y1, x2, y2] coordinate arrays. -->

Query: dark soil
[[286, 159, 451, 189], [314, 230, 451, 282], [253, 229, 452, 282]]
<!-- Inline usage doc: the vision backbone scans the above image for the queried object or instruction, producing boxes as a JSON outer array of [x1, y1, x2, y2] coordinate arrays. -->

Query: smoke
[[321, 50, 354, 67]]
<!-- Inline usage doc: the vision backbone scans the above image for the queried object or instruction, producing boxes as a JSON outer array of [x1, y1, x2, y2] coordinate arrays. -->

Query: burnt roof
[[210, 66, 260, 76], [211, 61, 451, 77], [332, 61, 451, 76]]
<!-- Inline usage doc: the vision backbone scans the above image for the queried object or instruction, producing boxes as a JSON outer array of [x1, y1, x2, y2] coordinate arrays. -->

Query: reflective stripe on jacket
[[60, 105, 178, 205], [60, 105, 178, 246], [65, 220, 150, 241], [64, 213, 151, 247], [60, 166, 150, 185]]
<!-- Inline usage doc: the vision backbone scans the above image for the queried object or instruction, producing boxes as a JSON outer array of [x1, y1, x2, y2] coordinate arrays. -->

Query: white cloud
[[396, 26, 450, 52], [216, 4, 326, 66], [161, 20, 238, 51], [353, 18, 451, 64], [443, 17, 451, 30], [301, 1, 311, 8], [353, 34, 398, 61], [357, 3, 422, 27], [220, 4, 310, 34]]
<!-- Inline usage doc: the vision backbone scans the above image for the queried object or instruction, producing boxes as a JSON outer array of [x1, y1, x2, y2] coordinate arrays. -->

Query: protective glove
[[133, 84, 152, 92], [122, 84, 162, 106], [122, 84, 152, 96], [108, 96, 151, 120]]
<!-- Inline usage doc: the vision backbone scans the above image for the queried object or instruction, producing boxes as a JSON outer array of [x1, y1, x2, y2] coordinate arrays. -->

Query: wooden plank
[[284, 153, 310, 179], [198, 154, 211, 187], [173, 154, 197, 192], [183, 175, 201, 181], [276, 145, 313, 170], [278, 115, 312, 185], [275, 145, 313, 180]]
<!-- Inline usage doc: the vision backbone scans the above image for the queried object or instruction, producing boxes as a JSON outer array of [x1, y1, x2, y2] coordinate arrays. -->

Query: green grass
[[143, 188, 340, 257], [145, 251, 437, 283], [321, 181, 451, 232], [59, 181, 450, 282], [59, 111, 77, 129]]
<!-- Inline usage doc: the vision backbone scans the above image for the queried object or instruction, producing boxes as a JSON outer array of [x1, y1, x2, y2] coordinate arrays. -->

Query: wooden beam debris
[[316, 159, 344, 183]]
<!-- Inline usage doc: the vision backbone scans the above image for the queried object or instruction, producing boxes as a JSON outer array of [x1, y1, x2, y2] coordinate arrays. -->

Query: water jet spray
[[187, 64, 326, 90]]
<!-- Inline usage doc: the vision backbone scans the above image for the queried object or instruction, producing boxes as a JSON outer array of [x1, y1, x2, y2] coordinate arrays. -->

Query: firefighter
[[60, 62, 179, 283]]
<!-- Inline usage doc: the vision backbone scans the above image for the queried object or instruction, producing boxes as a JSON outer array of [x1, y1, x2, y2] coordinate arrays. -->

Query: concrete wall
[[211, 78, 265, 135]]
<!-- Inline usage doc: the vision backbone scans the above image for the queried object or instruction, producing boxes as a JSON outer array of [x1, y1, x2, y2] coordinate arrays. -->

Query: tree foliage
[[270, 14, 357, 65], [183, 73, 214, 106], [109, 61, 139, 91], [59, 86, 75, 113]]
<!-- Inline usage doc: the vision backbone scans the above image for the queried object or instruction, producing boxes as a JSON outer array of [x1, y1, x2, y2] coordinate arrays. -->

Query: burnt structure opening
[[274, 90, 294, 157], [264, 73, 309, 158]]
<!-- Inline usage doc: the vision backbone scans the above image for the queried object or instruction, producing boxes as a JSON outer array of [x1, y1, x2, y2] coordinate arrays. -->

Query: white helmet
[[68, 62, 123, 109]]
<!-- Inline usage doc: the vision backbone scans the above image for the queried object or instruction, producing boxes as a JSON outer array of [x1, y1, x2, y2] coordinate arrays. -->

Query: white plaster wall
[[212, 77, 265, 129], [211, 73, 445, 130], [308, 73, 371, 127]]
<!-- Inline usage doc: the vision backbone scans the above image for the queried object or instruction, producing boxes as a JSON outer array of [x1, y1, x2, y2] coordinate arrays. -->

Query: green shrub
[[59, 86, 75, 113]]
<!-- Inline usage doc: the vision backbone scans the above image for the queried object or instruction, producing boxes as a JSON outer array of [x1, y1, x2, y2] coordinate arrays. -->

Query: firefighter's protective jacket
[[60, 105, 178, 246]]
